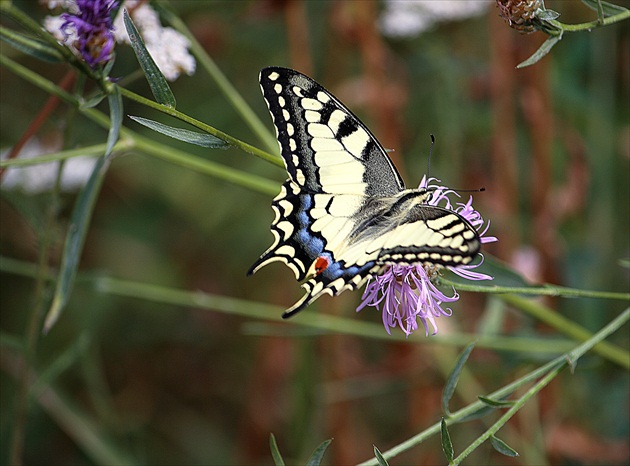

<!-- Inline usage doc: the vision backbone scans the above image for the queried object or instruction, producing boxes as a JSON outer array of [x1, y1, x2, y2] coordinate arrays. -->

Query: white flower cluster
[[1, 138, 97, 193], [43, 0, 196, 81], [112, 0, 196, 81], [380, 0, 491, 38]]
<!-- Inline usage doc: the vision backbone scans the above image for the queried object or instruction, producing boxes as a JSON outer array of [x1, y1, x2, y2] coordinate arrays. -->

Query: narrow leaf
[[442, 342, 475, 415], [441, 418, 454, 464], [517, 35, 562, 69], [0, 27, 63, 63], [80, 93, 107, 109], [490, 435, 519, 457], [43, 89, 122, 333], [123, 9, 176, 108], [581, 0, 629, 16], [269, 433, 285, 466], [478, 396, 515, 408], [306, 439, 332, 466], [537, 9, 560, 21], [129, 116, 229, 149], [373, 446, 389, 466], [106, 87, 123, 155]]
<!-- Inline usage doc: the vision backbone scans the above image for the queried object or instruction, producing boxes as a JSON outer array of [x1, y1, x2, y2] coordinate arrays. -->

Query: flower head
[[496, 0, 543, 34], [59, 0, 119, 67], [357, 177, 497, 336], [45, 1, 195, 80]]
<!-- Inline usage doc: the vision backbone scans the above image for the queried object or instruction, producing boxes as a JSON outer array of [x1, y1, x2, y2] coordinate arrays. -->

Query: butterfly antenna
[[427, 134, 435, 179], [427, 134, 485, 194]]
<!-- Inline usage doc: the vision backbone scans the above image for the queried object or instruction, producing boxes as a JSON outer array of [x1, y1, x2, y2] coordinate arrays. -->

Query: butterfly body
[[249, 67, 481, 317]]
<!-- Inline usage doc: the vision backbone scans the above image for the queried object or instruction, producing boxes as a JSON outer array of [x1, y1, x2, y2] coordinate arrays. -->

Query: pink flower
[[357, 177, 497, 336], [60, 0, 118, 67]]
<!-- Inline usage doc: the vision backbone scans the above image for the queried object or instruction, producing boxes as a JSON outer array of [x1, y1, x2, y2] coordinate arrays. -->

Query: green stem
[[0, 54, 279, 196], [452, 364, 562, 465], [155, 0, 279, 154], [451, 307, 630, 464], [549, 9, 630, 32], [500, 294, 630, 368], [117, 87, 282, 167], [132, 137, 278, 196], [359, 308, 630, 466], [0, 142, 122, 167], [441, 278, 630, 301], [0, 258, 585, 356]]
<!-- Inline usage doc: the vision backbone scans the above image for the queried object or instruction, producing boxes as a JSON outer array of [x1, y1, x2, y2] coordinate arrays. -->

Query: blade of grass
[[43, 88, 122, 333], [123, 9, 175, 107]]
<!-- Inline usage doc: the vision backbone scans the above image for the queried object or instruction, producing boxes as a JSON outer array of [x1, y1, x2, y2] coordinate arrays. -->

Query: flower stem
[[154, 0, 279, 154], [441, 277, 630, 301], [500, 294, 630, 368], [549, 8, 630, 33], [0, 54, 279, 195], [117, 87, 282, 167], [358, 308, 630, 466]]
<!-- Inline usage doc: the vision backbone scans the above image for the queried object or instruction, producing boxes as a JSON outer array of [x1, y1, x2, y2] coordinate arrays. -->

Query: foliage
[[1, 1, 628, 465]]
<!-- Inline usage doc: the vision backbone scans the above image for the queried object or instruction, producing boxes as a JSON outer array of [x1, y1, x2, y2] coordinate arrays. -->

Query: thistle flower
[[45, 0, 196, 81], [58, 0, 119, 67], [496, 0, 543, 34], [357, 177, 497, 337]]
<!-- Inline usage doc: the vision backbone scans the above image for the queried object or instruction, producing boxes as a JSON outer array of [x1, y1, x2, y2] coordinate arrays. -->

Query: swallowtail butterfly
[[249, 67, 481, 318]]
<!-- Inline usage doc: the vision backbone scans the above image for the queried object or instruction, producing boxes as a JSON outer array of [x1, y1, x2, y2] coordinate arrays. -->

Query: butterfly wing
[[250, 67, 480, 318], [257, 67, 404, 196], [249, 67, 406, 316]]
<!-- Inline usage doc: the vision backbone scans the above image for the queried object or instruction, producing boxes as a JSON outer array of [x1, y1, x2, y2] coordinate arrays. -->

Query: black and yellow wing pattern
[[249, 67, 480, 317]]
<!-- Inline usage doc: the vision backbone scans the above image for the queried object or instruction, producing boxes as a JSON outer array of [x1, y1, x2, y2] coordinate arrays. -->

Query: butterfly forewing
[[251, 67, 481, 318], [259, 67, 404, 196]]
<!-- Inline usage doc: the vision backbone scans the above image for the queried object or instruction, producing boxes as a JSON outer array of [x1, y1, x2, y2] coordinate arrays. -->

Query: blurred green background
[[1, 1, 628, 465]]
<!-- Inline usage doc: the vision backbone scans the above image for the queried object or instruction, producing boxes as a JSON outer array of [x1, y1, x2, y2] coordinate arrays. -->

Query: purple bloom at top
[[60, 0, 118, 67], [357, 176, 497, 337]]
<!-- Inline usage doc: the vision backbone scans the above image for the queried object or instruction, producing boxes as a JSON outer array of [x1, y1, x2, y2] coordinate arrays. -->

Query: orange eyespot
[[314, 256, 330, 275]]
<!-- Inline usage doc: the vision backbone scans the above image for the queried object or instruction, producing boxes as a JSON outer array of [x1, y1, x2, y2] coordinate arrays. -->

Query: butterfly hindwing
[[251, 67, 481, 318]]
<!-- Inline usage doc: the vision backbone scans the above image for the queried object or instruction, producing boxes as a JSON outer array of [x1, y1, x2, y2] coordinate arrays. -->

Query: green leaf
[[478, 396, 516, 408], [490, 435, 519, 457], [123, 9, 176, 108], [537, 9, 560, 21], [442, 342, 475, 416], [441, 418, 454, 464], [517, 35, 562, 69], [0, 26, 63, 63], [306, 439, 332, 466], [373, 446, 389, 466], [43, 89, 122, 333], [80, 93, 107, 109], [581, 0, 629, 16], [128, 116, 229, 149], [106, 87, 123, 155], [269, 433, 285, 466]]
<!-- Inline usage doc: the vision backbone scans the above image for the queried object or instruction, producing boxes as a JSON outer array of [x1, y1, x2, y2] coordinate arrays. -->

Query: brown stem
[[0, 71, 75, 180]]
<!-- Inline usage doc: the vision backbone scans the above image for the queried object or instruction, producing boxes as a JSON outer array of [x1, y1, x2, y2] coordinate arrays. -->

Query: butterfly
[[249, 67, 481, 318]]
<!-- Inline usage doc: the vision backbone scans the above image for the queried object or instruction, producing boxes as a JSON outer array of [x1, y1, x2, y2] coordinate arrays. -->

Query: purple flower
[[357, 177, 497, 336], [60, 0, 118, 67]]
